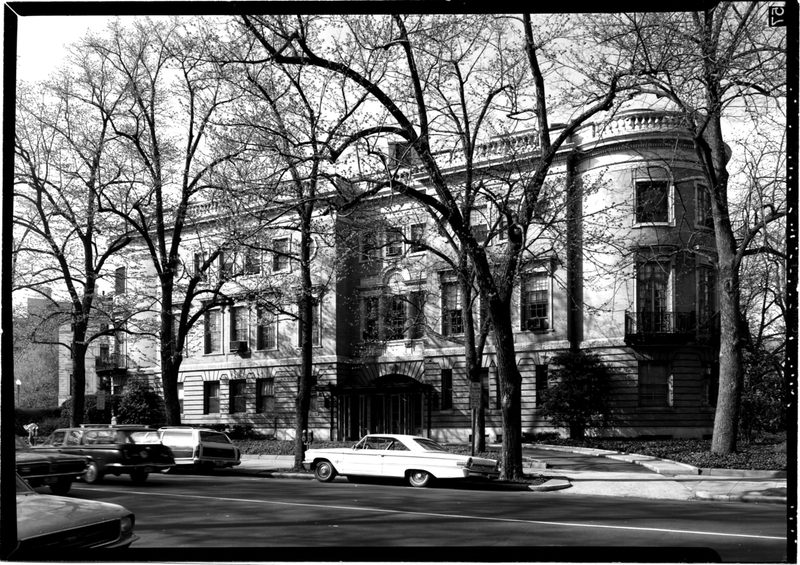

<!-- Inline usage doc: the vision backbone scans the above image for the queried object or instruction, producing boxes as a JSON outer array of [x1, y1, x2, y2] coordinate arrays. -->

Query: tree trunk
[[491, 306, 523, 480], [294, 212, 315, 470], [70, 334, 88, 427], [160, 280, 182, 425]]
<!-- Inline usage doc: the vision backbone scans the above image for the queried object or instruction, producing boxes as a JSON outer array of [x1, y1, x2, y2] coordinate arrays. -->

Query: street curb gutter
[[694, 491, 787, 504], [237, 469, 571, 492]]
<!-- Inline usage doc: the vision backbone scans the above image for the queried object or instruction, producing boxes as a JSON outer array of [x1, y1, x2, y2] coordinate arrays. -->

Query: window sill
[[632, 221, 674, 228]]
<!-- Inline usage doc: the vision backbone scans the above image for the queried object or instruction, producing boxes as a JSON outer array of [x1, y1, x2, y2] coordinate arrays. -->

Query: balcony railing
[[624, 311, 719, 345], [95, 354, 127, 372]]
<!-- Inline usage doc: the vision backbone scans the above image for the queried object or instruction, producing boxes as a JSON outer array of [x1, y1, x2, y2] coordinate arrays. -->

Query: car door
[[341, 436, 389, 477], [379, 438, 412, 478]]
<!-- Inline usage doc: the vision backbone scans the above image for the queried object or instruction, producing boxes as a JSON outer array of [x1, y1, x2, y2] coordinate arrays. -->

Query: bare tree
[[598, 4, 786, 453], [241, 13, 627, 478], [86, 18, 247, 424], [14, 55, 131, 425]]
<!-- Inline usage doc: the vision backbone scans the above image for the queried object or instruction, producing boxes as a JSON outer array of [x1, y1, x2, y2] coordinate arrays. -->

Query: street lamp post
[[15, 379, 21, 405]]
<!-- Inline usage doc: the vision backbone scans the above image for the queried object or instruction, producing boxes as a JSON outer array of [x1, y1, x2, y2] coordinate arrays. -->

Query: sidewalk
[[231, 446, 788, 504]]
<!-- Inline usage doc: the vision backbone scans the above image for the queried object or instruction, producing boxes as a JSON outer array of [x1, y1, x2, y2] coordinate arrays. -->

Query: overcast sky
[[16, 16, 119, 83]]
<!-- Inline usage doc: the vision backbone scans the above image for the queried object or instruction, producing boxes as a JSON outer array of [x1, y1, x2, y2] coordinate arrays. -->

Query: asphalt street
[[63, 471, 788, 562]]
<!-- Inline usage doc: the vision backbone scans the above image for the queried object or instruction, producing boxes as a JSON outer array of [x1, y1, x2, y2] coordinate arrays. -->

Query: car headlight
[[120, 516, 134, 535]]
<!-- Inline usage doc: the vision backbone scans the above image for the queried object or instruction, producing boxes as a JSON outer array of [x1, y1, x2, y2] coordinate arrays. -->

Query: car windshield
[[16, 474, 34, 494], [413, 438, 449, 452]]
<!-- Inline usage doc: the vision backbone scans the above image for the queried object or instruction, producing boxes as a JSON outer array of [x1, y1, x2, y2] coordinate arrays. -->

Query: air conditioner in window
[[530, 318, 549, 330], [229, 340, 249, 353]]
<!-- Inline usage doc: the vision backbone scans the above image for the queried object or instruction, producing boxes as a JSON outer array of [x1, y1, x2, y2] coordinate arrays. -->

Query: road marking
[[78, 486, 785, 542]]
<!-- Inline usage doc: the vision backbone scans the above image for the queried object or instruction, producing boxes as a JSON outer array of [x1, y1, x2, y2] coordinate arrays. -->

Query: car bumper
[[464, 469, 500, 479], [105, 463, 173, 473]]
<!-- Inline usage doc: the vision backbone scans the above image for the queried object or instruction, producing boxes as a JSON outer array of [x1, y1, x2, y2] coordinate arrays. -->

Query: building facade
[[79, 107, 720, 442]]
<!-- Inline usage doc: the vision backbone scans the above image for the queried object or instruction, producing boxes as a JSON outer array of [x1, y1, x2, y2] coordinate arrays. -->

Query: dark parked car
[[15, 436, 88, 495], [32, 424, 174, 484], [11, 473, 137, 557]]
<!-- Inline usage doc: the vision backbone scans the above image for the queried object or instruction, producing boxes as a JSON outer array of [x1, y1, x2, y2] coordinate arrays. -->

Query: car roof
[[364, 434, 428, 441]]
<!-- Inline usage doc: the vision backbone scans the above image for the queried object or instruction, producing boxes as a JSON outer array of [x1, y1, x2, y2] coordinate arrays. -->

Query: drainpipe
[[566, 151, 583, 352]]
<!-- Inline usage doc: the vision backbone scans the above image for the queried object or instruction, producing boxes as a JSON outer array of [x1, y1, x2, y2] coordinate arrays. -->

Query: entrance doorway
[[336, 375, 429, 440]]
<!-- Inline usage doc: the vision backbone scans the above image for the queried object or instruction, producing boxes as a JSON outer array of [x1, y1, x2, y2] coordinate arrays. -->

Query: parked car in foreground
[[303, 434, 500, 487], [158, 427, 241, 470], [15, 436, 88, 495], [11, 473, 137, 556], [32, 424, 174, 484]]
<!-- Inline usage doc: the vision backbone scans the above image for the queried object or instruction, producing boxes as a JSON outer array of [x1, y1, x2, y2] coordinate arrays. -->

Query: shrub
[[740, 347, 786, 442], [539, 350, 614, 439], [116, 379, 165, 426], [59, 395, 110, 426]]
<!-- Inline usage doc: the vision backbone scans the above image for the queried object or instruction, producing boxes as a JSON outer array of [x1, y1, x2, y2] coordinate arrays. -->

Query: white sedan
[[303, 434, 500, 487]]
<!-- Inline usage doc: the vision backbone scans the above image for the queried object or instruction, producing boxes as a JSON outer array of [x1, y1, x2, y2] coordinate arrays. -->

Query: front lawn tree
[[86, 18, 247, 424], [14, 54, 131, 426], [242, 13, 629, 478]]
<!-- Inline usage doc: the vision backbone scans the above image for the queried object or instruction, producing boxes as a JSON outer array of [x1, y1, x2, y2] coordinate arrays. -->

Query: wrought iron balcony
[[624, 311, 719, 345], [95, 353, 126, 373]]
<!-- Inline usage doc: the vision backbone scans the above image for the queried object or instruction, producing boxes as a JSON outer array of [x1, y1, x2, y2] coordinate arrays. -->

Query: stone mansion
[[63, 107, 720, 443]]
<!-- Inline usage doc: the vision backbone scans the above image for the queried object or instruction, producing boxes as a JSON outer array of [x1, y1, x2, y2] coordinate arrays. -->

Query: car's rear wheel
[[313, 460, 337, 482], [407, 470, 432, 488], [49, 477, 72, 495], [130, 469, 149, 484], [83, 461, 102, 484]]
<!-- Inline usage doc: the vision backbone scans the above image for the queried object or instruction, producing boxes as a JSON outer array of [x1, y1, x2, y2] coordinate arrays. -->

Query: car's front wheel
[[313, 460, 337, 482], [83, 461, 102, 484], [407, 470, 432, 488], [49, 477, 72, 495], [130, 469, 149, 484]]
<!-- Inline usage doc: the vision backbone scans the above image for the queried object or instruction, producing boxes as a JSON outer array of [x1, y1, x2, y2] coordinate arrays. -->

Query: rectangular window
[[409, 223, 425, 253], [470, 206, 488, 243], [442, 281, 463, 336], [362, 296, 380, 341], [521, 273, 549, 331], [272, 238, 290, 272], [204, 310, 221, 354], [243, 248, 261, 275], [386, 229, 403, 257], [204, 381, 220, 414], [440, 368, 453, 410], [193, 252, 207, 280], [638, 362, 670, 407], [635, 180, 669, 223], [230, 306, 248, 343], [114, 266, 126, 294], [409, 291, 425, 339], [637, 261, 670, 332], [361, 231, 380, 262], [256, 306, 277, 350], [219, 251, 234, 278], [697, 266, 717, 325], [230, 379, 246, 414], [535, 364, 548, 407], [178, 383, 184, 414], [696, 184, 713, 229], [386, 295, 407, 340], [298, 301, 322, 347], [256, 378, 275, 414]]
